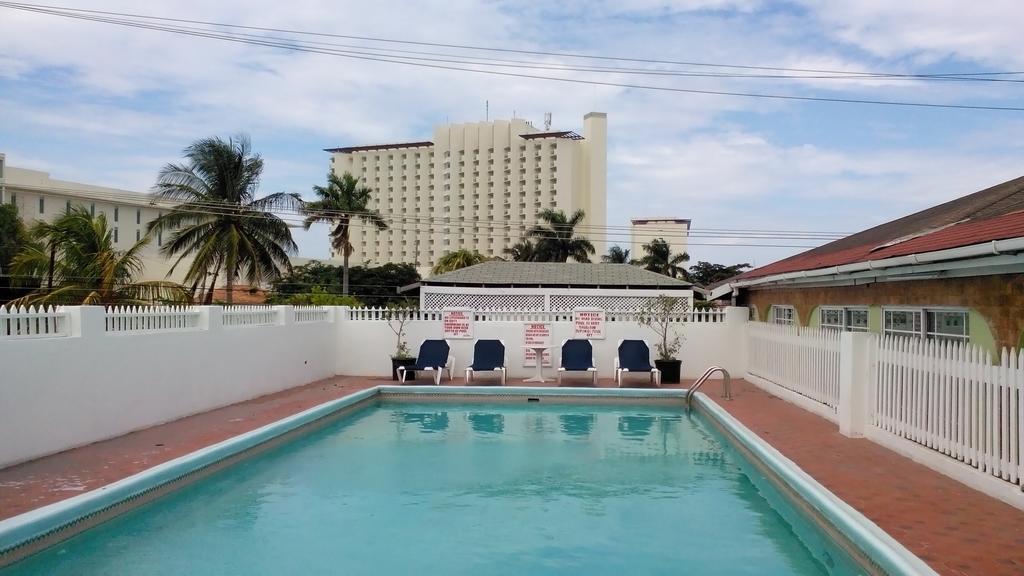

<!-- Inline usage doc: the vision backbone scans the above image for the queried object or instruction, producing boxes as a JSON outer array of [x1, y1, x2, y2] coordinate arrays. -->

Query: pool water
[[2, 402, 863, 575]]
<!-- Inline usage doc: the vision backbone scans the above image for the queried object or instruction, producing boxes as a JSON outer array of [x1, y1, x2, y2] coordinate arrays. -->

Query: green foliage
[[10, 207, 190, 306], [686, 261, 752, 287], [432, 249, 488, 275], [278, 286, 362, 306], [527, 209, 595, 263], [637, 295, 689, 361], [0, 203, 34, 302], [270, 260, 420, 307], [601, 245, 631, 263], [301, 172, 387, 295], [149, 134, 300, 304], [639, 238, 689, 278], [504, 239, 537, 262]]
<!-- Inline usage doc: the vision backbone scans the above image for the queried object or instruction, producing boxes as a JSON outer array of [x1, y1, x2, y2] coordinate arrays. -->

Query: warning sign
[[572, 308, 606, 340], [523, 322, 552, 367], [441, 308, 473, 339]]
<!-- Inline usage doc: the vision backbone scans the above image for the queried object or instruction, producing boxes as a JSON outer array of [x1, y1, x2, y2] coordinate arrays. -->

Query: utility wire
[[3, 2, 1023, 111], [4, 1, 1023, 81]]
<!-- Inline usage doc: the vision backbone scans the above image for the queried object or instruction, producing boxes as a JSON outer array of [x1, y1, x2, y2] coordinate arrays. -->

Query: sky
[[1, 0, 1023, 269]]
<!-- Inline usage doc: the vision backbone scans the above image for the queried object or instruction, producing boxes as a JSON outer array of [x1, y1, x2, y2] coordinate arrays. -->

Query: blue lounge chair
[[464, 339, 507, 385], [557, 339, 597, 385], [614, 339, 661, 387], [398, 339, 453, 385]]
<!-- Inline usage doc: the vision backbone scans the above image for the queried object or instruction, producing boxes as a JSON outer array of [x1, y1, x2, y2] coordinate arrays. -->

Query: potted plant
[[638, 295, 688, 384], [385, 303, 417, 381]]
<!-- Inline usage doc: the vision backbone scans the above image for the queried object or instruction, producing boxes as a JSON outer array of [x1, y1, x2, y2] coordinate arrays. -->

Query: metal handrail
[[686, 366, 731, 408]]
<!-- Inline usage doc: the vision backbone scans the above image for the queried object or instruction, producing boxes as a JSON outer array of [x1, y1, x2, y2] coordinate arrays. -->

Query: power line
[[3, 2, 1023, 111], [4, 1, 1022, 81], [14, 183, 850, 241]]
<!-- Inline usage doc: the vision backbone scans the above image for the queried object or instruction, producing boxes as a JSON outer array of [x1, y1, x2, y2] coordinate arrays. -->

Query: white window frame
[[770, 305, 795, 325], [820, 306, 869, 332], [882, 307, 969, 343]]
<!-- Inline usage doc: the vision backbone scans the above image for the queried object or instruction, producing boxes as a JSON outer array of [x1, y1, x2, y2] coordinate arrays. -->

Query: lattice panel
[[422, 292, 545, 311], [549, 295, 657, 312]]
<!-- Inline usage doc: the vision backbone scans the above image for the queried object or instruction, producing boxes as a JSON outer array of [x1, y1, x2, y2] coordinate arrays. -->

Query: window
[[90, 203, 95, 216], [136, 229, 141, 242], [883, 308, 967, 342], [66, 200, 71, 213], [136, 209, 141, 225], [927, 310, 969, 342], [38, 197, 44, 214], [113, 228, 119, 243], [771, 305, 795, 325], [114, 207, 118, 222], [9, 193, 15, 206], [820, 306, 868, 332]]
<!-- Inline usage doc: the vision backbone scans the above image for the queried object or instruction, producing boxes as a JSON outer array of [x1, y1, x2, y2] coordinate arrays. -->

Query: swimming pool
[[0, 387, 932, 575]]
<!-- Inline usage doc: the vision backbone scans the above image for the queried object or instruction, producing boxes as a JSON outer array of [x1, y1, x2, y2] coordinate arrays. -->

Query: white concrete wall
[[336, 306, 748, 380], [0, 306, 337, 467]]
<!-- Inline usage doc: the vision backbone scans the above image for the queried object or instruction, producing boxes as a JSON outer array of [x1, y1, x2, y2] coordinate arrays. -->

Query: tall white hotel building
[[326, 112, 607, 273]]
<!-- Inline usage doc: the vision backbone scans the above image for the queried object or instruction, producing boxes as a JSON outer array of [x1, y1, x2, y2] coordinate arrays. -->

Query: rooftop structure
[[630, 217, 691, 261]]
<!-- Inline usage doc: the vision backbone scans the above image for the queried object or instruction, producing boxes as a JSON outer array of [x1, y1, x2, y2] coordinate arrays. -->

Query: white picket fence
[[344, 307, 724, 324], [746, 321, 842, 410], [222, 305, 279, 328], [0, 306, 69, 339], [105, 306, 201, 334], [872, 336, 1024, 489], [294, 306, 331, 323]]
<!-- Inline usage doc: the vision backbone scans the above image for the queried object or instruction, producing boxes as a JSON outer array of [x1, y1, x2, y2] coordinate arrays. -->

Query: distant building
[[711, 174, 1024, 354], [0, 153, 189, 283], [631, 218, 690, 259], [326, 112, 607, 274], [409, 261, 692, 311]]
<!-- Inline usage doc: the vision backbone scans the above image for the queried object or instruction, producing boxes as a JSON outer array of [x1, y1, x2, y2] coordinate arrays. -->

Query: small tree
[[384, 300, 417, 359], [637, 295, 689, 361]]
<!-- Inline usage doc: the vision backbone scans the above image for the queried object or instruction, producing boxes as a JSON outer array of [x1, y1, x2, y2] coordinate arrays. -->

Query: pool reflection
[[395, 411, 450, 433], [468, 413, 505, 434], [558, 414, 595, 437], [617, 415, 655, 440]]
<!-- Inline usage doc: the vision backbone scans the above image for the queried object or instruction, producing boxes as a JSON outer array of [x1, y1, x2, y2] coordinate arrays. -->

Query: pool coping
[[0, 385, 935, 575]]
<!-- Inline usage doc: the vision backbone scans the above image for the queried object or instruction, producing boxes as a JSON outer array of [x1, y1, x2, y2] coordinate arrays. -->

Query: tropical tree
[[301, 172, 387, 295], [0, 203, 33, 302], [432, 249, 487, 275], [504, 239, 537, 262], [527, 208, 595, 263], [10, 207, 189, 305], [686, 261, 752, 286], [602, 245, 631, 264], [639, 238, 689, 278], [149, 135, 299, 305]]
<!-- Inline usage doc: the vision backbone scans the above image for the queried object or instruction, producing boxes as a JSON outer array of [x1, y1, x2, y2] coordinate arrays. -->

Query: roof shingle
[[422, 262, 691, 288], [739, 174, 1024, 280]]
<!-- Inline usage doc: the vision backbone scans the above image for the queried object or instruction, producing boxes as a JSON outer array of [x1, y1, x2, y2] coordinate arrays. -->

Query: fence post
[[839, 331, 873, 437], [203, 306, 224, 332], [66, 305, 105, 338], [276, 305, 294, 326]]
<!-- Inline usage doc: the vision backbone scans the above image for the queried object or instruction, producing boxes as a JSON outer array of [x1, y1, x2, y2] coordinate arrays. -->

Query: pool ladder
[[686, 366, 732, 408]]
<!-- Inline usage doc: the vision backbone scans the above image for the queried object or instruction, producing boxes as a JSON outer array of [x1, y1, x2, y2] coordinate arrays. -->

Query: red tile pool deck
[[1, 375, 1023, 575]]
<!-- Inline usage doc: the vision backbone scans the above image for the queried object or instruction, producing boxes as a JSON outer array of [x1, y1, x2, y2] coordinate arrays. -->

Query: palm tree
[[639, 238, 689, 278], [301, 172, 387, 295], [11, 207, 189, 305], [432, 249, 487, 275], [527, 209, 595, 263], [504, 239, 537, 262], [149, 135, 299, 305], [602, 245, 631, 264]]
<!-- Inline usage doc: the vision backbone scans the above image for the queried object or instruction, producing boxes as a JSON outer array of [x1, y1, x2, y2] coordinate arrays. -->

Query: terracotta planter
[[655, 359, 682, 384], [391, 357, 417, 381]]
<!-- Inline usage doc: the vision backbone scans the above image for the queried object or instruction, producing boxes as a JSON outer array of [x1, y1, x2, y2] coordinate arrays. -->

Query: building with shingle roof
[[409, 262, 691, 312], [709, 174, 1024, 352]]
